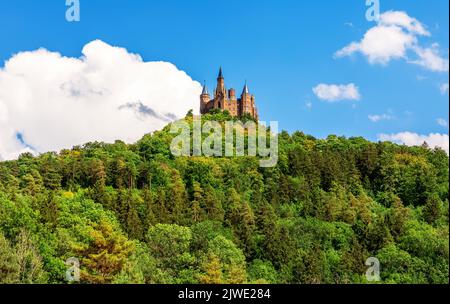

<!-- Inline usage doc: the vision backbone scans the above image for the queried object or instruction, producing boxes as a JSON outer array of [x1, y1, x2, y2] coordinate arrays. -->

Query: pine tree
[[191, 182, 204, 223], [204, 185, 224, 222], [423, 194, 442, 224], [75, 221, 134, 284], [236, 202, 256, 257], [39, 191, 59, 226], [40, 154, 62, 190], [126, 199, 143, 240], [256, 203, 279, 261], [167, 171, 188, 223], [154, 188, 169, 223], [142, 188, 156, 227]]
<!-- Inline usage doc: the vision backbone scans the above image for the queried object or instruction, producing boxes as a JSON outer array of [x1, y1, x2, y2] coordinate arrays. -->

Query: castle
[[200, 68, 259, 120]]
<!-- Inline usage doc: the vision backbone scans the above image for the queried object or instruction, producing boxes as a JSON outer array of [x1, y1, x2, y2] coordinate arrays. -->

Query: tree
[[146, 224, 195, 282], [38, 191, 59, 226], [21, 171, 42, 197], [423, 194, 442, 224], [206, 235, 247, 283], [125, 199, 143, 240], [16, 230, 47, 283], [199, 253, 223, 284], [142, 188, 156, 227], [388, 196, 410, 238], [0, 233, 20, 283], [291, 247, 325, 284], [203, 185, 224, 222], [256, 203, 280, 261], [75, 221, 134, 284], [247, 259, 278, 284], [235, 202, 256, 257], [39, 153, 62, 190]]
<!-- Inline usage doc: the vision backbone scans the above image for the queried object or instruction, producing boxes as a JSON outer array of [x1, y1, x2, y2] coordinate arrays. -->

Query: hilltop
[[0, 112, 448, 284]]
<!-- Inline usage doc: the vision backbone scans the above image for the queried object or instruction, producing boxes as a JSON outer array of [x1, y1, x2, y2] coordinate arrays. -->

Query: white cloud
[[378, 132, 449, 154], [409, 44, 449, 72], [440, 83, 449, 95], [312, 83, 361, 102], [335, 10, 449, 72], [378, 10, 430, 36], [335, 25, 417, 64], [0, 40, 202, 160], [368, 113, 393, 122], [437, 118, 448, 128]]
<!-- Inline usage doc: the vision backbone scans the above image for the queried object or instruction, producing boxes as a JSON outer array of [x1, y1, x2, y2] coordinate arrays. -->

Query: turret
[[215, 67, 226, 98], [241, 82, 252, 115], [242, 83, 249, 95], [228, 88, 236, 100], [200, 82, 210, 113]]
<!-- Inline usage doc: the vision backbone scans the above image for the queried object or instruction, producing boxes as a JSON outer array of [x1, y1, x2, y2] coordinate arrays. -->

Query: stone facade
[[200, 68, 259, 120]]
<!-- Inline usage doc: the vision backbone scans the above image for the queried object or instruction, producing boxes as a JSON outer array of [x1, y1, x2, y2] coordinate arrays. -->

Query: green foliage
[[247, 259, 278, 283], [146, 224, 197, 283], [0, 232, 20, 283], [0, 113, 448, 284]]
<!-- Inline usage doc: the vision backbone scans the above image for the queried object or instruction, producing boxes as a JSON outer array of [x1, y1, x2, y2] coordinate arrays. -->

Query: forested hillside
[[0, 111, 448, 284]]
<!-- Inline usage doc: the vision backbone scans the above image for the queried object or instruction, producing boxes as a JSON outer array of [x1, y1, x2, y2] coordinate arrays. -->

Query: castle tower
[[214, 67, 226, 109], [200, 82, 210, 113], [251, 95, 258, 120], [241, 82, 252, 115]]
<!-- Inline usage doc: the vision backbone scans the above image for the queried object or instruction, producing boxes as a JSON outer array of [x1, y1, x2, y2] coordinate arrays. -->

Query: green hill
[[0, 112, 448, 284]]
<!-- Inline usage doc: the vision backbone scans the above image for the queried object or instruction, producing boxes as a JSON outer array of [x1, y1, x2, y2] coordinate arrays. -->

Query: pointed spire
[[242, 81, 249, 95], [218, 67, 223, 79], [202, 81, 209, 95]]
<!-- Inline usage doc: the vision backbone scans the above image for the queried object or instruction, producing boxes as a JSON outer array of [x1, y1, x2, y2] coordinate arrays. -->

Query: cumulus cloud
[[440, 83, 449, 95], [335, 24, 417, 64], [378, 132, 449, 154], [335, 10, 449, 72], [368, 113, 393, 122], [312, 83, 361, 102], [0, 40, 202, 160]]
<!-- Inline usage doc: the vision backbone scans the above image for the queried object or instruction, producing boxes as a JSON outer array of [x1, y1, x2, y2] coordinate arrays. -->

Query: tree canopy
[[0, 112, 448, 284]]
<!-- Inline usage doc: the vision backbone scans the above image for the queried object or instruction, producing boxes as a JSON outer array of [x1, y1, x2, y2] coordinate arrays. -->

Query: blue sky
[[0, 0, 448, 156]]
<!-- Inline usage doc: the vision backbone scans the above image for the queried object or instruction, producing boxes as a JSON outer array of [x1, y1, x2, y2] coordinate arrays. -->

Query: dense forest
[[0, 111, 448, 284]]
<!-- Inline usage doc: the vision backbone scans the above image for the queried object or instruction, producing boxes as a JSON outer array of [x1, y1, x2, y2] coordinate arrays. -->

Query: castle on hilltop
[[200, 68, 259, 120]]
